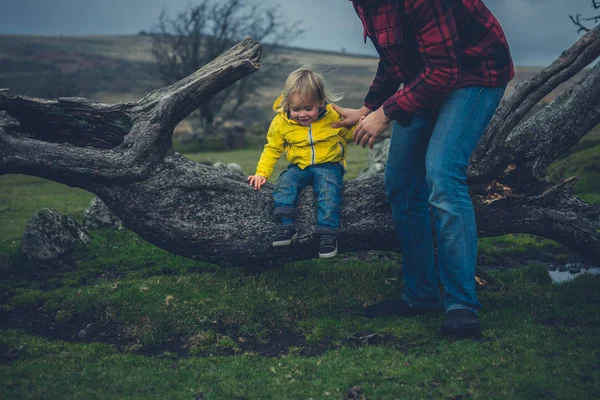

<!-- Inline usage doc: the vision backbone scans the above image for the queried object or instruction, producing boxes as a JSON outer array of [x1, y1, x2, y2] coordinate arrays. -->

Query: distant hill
[[0, 34, 589, 134]]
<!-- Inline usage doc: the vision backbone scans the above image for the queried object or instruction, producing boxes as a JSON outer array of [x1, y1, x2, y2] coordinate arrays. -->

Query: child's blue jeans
[[384, 85, 505, 315], [273, 162, 344, 235]]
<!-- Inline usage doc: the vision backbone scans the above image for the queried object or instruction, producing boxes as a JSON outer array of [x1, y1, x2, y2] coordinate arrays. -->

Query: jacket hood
[[272, 94, 285, 113]]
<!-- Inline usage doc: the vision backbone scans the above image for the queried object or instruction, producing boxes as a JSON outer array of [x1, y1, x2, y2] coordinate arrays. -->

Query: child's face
[[288, 93, 321, 126]]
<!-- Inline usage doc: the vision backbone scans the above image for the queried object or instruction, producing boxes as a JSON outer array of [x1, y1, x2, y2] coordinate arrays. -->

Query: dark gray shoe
[[272, 225, 297, 247], [318, 234, 337, 258], [441, 309, 480, 336]]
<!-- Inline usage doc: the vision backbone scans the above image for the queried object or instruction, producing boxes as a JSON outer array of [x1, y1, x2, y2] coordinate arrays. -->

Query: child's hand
[[247, 175, 267, 190]]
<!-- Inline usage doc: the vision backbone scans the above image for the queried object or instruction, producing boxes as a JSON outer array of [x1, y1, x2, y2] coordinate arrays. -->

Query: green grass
[[1, 266, 599, 399], [0, 174, 93, 243], [545, 143, 600, 200], [1, 145, 599, 399], [478, 234, 565, 259]]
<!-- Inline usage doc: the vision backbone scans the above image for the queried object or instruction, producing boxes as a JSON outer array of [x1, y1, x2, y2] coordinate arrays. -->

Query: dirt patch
[[0, 307, 410, 360]]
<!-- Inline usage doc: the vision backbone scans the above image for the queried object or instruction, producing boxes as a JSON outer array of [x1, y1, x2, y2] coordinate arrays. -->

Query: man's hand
[[247, 175, 267, 190], [331, 104, 372, 129], [354, 107, 391, 149]]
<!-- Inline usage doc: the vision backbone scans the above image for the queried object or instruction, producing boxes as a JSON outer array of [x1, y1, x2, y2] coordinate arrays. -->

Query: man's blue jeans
[[273, 163, 344, 235], [384, 86, 505, 314]]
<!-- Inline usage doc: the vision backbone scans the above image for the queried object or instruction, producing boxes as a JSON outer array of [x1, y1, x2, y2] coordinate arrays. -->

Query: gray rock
[[357, 138, 390, 180], [226, 163, 245, 176], [213, 162, 245, 177], [83, 197, 124, 230], [0, 253, 14, 277], [19, 208, 90, 264], [565, 262, 586, 273]]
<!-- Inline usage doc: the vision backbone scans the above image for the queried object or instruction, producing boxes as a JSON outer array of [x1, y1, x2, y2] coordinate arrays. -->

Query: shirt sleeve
[[381, 0, 461, 126], [342, 125, 357, 142], [255, 116, 284, 179], [364, 59, 402, 112]]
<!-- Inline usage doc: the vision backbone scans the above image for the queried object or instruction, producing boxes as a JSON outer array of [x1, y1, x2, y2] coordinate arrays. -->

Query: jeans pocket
[[274, 169, 289, 191], [323, 174, 343, 205], [334, 161, 345, 177], [324, 174, 342, 188]]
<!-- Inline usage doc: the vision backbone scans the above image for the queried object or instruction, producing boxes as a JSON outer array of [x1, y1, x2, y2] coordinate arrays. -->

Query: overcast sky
[[0, 0, 594, 66]]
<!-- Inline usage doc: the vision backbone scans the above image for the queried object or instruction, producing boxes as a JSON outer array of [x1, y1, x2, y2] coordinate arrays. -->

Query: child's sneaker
[[272, 225, 297, 247], [318, 234, 338, 258]]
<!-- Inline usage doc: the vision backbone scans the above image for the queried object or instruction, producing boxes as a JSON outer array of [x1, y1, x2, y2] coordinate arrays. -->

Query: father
[[332, 0, 514, 336]]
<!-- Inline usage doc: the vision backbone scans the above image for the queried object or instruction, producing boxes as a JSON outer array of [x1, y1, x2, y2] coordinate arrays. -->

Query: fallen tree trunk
[[1, 32, 600, 266]]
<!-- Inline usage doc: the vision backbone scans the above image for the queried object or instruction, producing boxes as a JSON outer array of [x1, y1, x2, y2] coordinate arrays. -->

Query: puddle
[[548, 264, 600, 283]]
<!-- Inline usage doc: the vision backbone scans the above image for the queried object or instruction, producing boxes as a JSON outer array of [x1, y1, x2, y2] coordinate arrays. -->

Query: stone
[[213, 162, 245, 177], [19, 208, 90, 264], [226, 163, 244, 176], [356, 138, 390, 180], [83, 197, 124, 230]]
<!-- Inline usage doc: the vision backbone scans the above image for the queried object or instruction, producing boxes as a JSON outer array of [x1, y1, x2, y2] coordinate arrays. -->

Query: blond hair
[[279, 66, 343, 112]]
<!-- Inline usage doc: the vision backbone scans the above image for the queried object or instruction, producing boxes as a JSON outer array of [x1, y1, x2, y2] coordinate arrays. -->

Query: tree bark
[[1, 33, 600, 266]]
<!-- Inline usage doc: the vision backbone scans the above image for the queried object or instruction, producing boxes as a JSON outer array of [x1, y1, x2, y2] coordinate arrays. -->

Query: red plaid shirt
[[351, 0, 514, 126]]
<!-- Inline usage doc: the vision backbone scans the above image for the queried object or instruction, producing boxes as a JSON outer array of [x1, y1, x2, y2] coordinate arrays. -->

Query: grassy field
[[1, 33, 599, 400], [1, 144, 599, 399], [0, 34, 590, 134]]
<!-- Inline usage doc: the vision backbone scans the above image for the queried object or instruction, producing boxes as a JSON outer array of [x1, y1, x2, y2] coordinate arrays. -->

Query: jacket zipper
[[338, 142, 344, 159], [308, 125, 315, 165]]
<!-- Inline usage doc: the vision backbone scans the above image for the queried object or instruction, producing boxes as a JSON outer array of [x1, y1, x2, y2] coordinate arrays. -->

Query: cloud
[[486, 0, 584, 65]]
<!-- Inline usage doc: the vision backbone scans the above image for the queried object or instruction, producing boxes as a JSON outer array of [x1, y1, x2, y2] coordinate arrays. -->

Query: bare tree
[[570, 0, 600, 33], [151, 0, 301, 136], [1, 28, 600, 267]]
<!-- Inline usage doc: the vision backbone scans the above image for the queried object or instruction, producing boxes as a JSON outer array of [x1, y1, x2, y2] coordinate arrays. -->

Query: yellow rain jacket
[[255, 95, 355, 179]]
